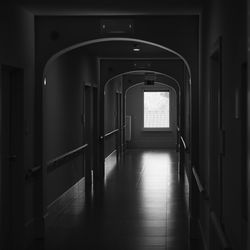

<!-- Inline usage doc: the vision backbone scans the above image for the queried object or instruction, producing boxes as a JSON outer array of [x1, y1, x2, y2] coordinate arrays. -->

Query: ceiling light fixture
[[133, 44, 140, 52]]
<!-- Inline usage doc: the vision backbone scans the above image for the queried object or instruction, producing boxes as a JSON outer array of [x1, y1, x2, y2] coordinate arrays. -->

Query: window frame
[[142, 88, 171, 131]]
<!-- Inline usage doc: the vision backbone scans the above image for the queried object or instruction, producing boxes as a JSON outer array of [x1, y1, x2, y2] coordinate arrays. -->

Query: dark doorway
[[84, 85, 92, 191], [1, 65, 24, 249], [92, 87, 98, 181]]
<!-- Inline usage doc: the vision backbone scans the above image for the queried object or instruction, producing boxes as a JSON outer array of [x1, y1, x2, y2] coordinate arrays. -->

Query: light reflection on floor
[[35, 149, 190, 250]]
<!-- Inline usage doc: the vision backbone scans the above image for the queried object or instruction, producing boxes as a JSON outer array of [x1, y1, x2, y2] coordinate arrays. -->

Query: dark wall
[[44, 50, 97, 205], [126, 83, 177, 148], [248, 0, 250, 246], [0, 4, 35, 248], [247, 0, 250, 247], [199, 0, 246, 249]]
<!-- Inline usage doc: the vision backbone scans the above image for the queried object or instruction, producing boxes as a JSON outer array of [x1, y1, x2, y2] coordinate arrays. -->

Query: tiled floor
[[31, 149, 190, 250]]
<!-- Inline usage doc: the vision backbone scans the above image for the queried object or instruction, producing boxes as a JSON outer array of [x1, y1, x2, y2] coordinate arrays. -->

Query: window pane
[[144, 91, 170, 128]]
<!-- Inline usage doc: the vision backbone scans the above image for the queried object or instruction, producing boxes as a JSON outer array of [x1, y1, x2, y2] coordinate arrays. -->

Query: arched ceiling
[[78, 40, 179, 59]]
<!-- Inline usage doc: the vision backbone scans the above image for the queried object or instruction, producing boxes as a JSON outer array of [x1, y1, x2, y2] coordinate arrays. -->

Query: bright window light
[[144, 91, 170, 128]]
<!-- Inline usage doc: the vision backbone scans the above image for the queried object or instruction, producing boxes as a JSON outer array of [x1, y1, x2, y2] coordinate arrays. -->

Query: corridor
[[40, 150, 189, 250], [1, 2, 248, 250]]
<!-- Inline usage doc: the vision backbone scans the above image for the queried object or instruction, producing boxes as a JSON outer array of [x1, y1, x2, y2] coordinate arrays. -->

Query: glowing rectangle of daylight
[[144, 91, 170, 128]]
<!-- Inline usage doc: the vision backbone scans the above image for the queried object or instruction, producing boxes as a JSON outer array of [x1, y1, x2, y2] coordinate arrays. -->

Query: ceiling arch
[[43, 37, 192, 84]]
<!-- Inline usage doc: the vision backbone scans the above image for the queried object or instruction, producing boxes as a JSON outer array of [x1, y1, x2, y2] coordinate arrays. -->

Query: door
[[92, 87, 98, 181], [115, 92, 122, 160], [241, 62, 247, 248], [84, 85, 92, 192], [209, 39, 223, 250], [1, 65, 24, 249]]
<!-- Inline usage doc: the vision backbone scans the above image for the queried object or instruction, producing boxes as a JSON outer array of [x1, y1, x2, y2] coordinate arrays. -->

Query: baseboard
[[105, 149, 117, 161]]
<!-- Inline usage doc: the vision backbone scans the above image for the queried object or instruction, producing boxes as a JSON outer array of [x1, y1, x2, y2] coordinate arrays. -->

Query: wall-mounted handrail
[[105, 129, 119, 138], [47, 144, 88, 173], [176, 128, 188, 153], [192, 166, 231, 249], [100, 129, 119, 140], [210, 211, 232, 250], [192, 167, 209, 200], [25, 165, 42, 180], [180, 135, 188, 151]]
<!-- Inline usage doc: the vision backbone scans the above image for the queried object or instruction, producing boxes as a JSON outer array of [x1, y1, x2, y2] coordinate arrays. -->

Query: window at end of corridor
[[143, 91, 170, 130]]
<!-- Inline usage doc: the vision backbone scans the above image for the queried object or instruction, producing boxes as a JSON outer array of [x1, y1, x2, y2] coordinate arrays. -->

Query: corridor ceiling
[[81, 41, 180, 59]]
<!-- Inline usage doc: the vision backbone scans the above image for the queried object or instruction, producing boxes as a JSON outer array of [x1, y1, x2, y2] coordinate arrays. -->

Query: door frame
[[208, 37, 223, 249]]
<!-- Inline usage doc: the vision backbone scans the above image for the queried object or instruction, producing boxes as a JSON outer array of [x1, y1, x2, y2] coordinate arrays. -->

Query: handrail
[[105, 129, 119, 138], [180, 136, 188, 151], [191, 165, 231, 249], [25, 165, 42, 180], [47, 144, 88, 173], [100, 129, 119, 139], [210, 211, 232, 250], [192, 167, 209, 200]]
